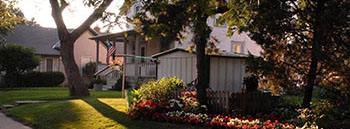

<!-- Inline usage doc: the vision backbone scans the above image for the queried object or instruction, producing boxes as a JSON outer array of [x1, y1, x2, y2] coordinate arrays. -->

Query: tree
[[120, 0, 229, 105], [221, 0, 350, 108], [49, 0, 114, 96], [0, 44, 40, 87], [0, 0, 24, 45]]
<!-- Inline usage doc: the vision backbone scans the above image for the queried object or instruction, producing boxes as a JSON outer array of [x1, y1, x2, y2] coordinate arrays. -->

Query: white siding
[[156, 51, 247, 92]]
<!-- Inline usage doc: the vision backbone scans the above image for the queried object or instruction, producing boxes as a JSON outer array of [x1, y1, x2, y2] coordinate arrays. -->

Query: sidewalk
[[0, 112, 31, 129]]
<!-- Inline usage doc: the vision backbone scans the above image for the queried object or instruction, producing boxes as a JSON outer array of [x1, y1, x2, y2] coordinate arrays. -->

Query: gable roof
[[152, 48, 248, 58], [4, 24, 100, 55], [52, 28, 101, 50], [4, 24, 62, 56]]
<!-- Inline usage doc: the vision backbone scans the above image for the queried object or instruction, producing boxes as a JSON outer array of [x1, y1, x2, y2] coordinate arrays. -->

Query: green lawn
[[2, 87, 202, 129], [281, 87, 322, 106], [0, 87, 121, 105]]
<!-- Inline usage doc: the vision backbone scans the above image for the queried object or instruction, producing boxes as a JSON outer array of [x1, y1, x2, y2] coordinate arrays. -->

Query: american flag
[[106, 42, 116, 64]]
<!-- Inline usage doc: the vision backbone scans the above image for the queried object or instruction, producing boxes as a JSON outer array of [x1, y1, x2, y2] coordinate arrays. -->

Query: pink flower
[[185, 92, 191, 96], [191, 91, 197, 96]]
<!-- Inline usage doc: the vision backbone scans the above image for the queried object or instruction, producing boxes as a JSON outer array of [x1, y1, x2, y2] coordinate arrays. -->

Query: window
[[46, 59, 53, 72], [135, 5, 141, 15], [140, 45, 146, 63], [232, 42, 244, 53]]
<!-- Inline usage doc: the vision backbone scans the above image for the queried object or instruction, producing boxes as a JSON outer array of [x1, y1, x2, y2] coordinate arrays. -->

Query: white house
[[127, 0, 262, 56], [152, 48, 247, 92]]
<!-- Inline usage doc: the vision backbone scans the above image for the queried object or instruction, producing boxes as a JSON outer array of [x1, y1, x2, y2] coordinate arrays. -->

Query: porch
[[90, 30, 157, 89]]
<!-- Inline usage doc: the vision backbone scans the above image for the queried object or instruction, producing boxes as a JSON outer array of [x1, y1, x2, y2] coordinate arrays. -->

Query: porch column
[[135, 35, 140, 82], [95, 40, 100, 72], [122, 34, 128, 98]]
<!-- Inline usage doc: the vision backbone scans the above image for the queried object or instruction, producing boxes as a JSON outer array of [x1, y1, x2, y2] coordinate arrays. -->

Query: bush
[[87, 76, 106, 89], [0, 44, 40, 87], [82, 62, 96, 77], [131, 77, 185, 104], [243, 75, 259, 92], [22, 72, 65, 87], [112, 76, 130, 91]]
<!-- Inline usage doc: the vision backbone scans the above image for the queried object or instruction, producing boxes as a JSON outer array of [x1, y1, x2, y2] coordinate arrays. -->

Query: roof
[[152, 48, 249, 58], [4, 24, 62, 56], [4, 24, 101, 55], [89, 29, 137, 42], [52, 28, 101, 50]]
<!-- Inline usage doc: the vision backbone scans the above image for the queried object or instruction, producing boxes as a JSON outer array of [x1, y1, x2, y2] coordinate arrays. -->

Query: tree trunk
[[194, 15, 211, 106], [302, 1, 323, 108], [61, 40, 90, 96], [302, 53, 318, 108]]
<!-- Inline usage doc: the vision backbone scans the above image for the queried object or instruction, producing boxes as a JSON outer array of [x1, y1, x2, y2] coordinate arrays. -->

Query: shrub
[[243, 75, 259, 92], [22, 71, 65, 87], [86, 76, 106, 89], [131, 77, 185, 104], [112, 76, 130, 91], [0, 44, 40, 87], [82, 62, 96, 77]]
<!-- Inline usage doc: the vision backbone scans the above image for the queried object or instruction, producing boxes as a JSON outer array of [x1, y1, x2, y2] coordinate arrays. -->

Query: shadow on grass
[[8, 101, 79, 129], [82, 98, 134, 127], [82, 98, 205, 129]]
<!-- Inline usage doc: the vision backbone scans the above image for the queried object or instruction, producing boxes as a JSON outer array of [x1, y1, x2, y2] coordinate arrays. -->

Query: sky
[[15, 0, 125, 32]]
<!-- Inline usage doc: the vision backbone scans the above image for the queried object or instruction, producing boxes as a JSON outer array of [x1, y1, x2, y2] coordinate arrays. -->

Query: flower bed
[[128, 77, 297, 129]]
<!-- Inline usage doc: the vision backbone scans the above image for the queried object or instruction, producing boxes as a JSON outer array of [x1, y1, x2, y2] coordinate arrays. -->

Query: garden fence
[[206, 90, 278, 114]]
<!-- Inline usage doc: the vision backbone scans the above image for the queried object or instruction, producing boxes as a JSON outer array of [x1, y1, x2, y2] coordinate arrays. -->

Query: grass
[[0, 87, 121, 105], [2, 87, 202, 129], [281, 87, 322, 106]]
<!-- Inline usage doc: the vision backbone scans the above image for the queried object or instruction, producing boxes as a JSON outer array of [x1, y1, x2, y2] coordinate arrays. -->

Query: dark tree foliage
[[222, 0, 350, 108], [0, 44, 40, 87], [120, 0, 229, 105]]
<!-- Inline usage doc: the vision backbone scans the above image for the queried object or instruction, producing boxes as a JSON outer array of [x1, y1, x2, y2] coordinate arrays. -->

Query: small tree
[[0, 44, 40, 87]]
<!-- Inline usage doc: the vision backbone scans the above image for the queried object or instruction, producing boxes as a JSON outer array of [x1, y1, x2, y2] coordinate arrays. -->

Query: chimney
[[93, 26, 100, 33]]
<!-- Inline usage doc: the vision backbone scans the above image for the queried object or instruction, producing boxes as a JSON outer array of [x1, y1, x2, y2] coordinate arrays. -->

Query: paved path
[[0, 112, 31, 129]]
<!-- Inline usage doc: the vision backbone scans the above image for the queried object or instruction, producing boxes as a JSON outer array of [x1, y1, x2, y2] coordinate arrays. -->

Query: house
[[3, 24, 108, 85], [127, 0, 262, 56], [90, 30, 160, 88], [91, 0, 262, 90], [152, 48, 247, 92]]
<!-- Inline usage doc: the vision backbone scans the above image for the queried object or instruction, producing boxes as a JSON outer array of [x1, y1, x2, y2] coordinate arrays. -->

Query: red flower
[[181, 92, 185, 97], [275, 120, 279, 123], [145, 100, 153, 106], [185, 92, 191, 96], [191, 97, 197, 101], [160, 98, 166, 102], [165, 106, 170, 109], [158, 103, 164, 107], [151, 104, 157, 109], [191, 91, 197, 96]]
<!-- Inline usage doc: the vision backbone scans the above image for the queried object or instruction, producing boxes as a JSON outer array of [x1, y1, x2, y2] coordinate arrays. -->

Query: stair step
[[1, 104, 15, 112], [14, 100, 46, 106]]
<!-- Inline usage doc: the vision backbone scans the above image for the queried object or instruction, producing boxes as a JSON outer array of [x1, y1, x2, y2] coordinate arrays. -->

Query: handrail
[[94, 65, 110, 76]]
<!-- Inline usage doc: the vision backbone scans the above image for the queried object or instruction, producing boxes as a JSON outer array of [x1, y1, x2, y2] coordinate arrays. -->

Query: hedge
[[22, 71, 65, 87]]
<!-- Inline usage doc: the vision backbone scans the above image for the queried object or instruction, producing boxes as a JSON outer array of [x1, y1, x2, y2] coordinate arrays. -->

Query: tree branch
[[50, 0, 69, 41], [59, 0, 68, 11], [71, 0, 114, 40]]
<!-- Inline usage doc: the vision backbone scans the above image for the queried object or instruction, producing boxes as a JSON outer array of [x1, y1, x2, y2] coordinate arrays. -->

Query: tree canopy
[[120, 0, 229, 105], [0, 44, 40, 87], [221, 0, 350, 107], [0, 0, 24, 44]]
